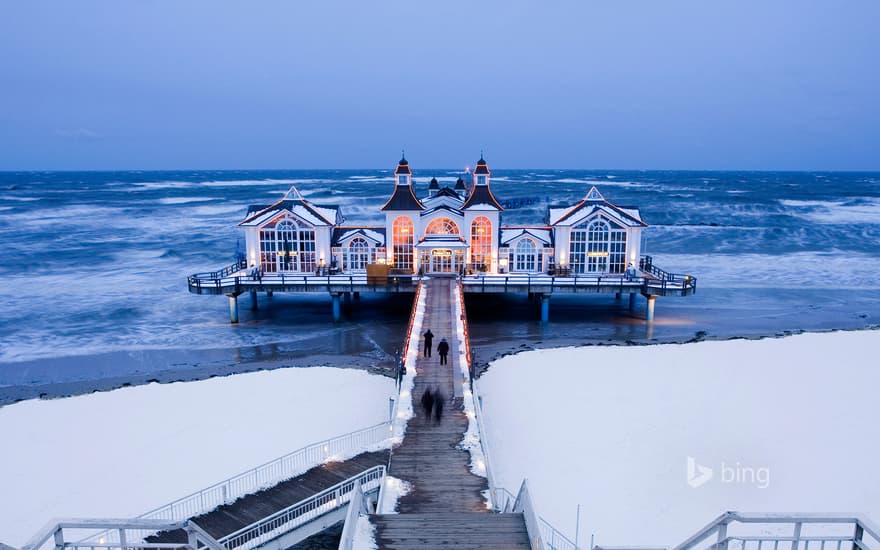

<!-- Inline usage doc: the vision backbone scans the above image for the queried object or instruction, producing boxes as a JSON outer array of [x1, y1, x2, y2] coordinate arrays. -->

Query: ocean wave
[[157, 197, 214, 205], [779, 198, 880, 224]]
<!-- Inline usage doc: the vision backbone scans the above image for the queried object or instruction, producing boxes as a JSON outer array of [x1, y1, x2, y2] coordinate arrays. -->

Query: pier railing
[[21, 519, 223, 550], [187, 270, 419, 295], [459, 270, 696, 296], [81, 422, 391, 545]]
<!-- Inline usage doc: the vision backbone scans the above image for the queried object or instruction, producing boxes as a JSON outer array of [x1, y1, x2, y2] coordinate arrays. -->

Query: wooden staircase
[[372, 512, 532, 549]]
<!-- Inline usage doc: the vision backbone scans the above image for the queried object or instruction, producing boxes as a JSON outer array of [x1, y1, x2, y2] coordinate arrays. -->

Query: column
[[227, 294, 239, 324], [629, 292, 636, 311], [540, 294, 550, 323], [332, 293, 342, 322], [646, 295, 657, 322], [249, 289, 258, 311]]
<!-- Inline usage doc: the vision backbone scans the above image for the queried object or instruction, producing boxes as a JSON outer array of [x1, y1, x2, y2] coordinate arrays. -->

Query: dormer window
[[477, 175, 487, 186], [399, 175, 409, 185]]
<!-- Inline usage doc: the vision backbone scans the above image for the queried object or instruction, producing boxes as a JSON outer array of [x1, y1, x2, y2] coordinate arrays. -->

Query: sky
[[0, 1, 878, 171]]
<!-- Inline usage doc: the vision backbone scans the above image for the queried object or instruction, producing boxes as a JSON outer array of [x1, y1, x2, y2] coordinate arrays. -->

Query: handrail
[[337, 482, 368, 550], [20, 519, 220, 550], [672, 512, 880, 550], [514, 480, 547, 550], [218, 465, 385, 550], [81, 422, 391, 544], [457, 280, 474, 382], [540, 517, 582, 550]]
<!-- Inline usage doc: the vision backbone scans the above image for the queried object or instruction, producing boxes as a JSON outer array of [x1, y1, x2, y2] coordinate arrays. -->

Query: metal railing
[[21, 519, 223, 550], [673, 512, 880, 550], [81, 422, 391, 545], [218, 466, 385, 550], [187, 270, 417, 294], [514, 480, 547, 550], [459, 270, 696, 295], [337, 481, 370, 550], [540, 517, 582, 550]]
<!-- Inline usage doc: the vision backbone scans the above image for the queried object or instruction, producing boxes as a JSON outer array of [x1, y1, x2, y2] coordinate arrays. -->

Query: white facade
[[238, 159, 647, 277]]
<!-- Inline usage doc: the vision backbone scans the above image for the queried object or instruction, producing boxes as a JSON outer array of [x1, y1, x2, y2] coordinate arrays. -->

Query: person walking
[[437, 337, 450, 365], [420, 388, 434, 422], [433, 388, 445, 424], [423, 329, 434, 357]]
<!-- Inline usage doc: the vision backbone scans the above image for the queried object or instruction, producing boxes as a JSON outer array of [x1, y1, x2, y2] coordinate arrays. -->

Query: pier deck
[[374, 278, 530, 550]]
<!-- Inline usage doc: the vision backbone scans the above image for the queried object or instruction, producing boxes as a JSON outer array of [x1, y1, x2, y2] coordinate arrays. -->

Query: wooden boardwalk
[[147, 450, 388, 543], [374, 278, 530, 549]]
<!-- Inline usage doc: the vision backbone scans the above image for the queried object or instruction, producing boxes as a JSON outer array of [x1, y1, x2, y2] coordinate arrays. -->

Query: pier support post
[[615, 291, 621, 300], [343, 291, 352, 310], [227, 294, 240, 324], [249, 290, 258, 311], [646, 295, 657, 322], [353, 291, 360, 300], [267, 290, 273, 298], [332, 293, 342, 322], [540, 294, 550, 323], [629, 292, 636, 312]]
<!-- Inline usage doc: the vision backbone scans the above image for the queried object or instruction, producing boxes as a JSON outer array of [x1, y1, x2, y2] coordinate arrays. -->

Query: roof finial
[[401, 148, 406, 162], [480, 149, 484, 161]]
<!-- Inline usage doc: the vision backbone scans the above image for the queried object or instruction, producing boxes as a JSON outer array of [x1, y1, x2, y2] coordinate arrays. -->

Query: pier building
[[188, 155, 697, 322]]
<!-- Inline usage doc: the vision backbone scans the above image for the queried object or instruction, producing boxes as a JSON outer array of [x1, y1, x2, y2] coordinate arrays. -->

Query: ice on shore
[[479, 329, 880, 548], [0, 367, 395, 547]]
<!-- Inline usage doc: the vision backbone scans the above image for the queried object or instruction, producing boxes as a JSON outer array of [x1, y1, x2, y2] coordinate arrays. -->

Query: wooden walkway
[[146, 450, 388, 543], [374, 278, 530, 549]]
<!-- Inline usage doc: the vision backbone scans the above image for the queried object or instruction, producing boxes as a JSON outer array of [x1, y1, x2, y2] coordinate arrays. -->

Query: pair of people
[[422, 329, 450, 365], [420, 387, 446, 423]]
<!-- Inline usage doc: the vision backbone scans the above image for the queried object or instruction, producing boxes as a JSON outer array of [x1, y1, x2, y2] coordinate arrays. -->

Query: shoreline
[[3, 324, 877, 408]]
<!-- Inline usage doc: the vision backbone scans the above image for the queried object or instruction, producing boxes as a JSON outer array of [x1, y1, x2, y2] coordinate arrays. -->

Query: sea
[[1, 170, 878, 403]]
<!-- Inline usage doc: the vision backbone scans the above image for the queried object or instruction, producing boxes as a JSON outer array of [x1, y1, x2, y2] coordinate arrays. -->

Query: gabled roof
[[381, 184, 424, 211], [421, 203, 465, 217], [500, 227, 553, 246], [239, 187, 341, 227], [548, 186, 647, 227], [332, 226, 386, 246], [462, 184, 504, 211]]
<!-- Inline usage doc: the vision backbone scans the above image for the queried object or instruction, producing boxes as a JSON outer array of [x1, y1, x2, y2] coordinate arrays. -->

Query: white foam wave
[[157, 197, 214, 205], [779, 198, 880, 224], [191, 204, 246, 216]]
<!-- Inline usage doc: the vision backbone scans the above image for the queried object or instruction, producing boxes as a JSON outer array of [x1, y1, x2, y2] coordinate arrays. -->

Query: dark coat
[[423, 330, 434, 343], [437, 340, 450, 355]]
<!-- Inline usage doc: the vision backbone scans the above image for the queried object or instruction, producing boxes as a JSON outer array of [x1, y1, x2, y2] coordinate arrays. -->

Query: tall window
[[346, 237, 371, 271], [514, 239, 538, 272], [425, 217, 460, 235], [477, 175, 487, 185], [392, 216, 414, 272], [570, 219, 623, 274], [260, 218, 316, 273], [470, 216, 492, 270], [609, 229, 626, 273]]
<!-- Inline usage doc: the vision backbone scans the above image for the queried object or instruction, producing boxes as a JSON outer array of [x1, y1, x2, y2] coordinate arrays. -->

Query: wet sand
[[2, 288, 878, 407]]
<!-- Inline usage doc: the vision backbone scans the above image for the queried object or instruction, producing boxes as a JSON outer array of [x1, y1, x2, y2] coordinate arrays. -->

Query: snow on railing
[[21, 519, 222, 550], [219, 465, 385, 550], [388, 280, 424, 444], [81, 422, 391, 545], [338, 480, 370, 550]]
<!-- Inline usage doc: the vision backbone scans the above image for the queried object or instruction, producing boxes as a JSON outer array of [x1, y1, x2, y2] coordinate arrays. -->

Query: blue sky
[[1, 1, 878, 170]]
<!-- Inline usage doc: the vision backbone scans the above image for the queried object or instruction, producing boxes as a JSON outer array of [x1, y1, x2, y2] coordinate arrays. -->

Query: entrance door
[[431, 249, 453, 273]]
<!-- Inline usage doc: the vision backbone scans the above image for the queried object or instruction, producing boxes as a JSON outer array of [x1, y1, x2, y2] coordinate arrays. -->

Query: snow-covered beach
[[0, 367, 395, 547], [479, 329, 880, 548]]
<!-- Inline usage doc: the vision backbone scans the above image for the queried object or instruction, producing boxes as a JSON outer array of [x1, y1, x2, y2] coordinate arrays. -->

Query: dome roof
[[454, 177, 466, 190], [429, 177, 439, 189]]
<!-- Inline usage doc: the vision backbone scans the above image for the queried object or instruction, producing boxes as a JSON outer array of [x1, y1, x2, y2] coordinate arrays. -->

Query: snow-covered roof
[[421, 203, 465, 217], [332, 227, 386, 246], [548, 186, 646, 227], [239, 186, 341, 227], [415, 236, 469, 249], [500, 227, 553, 246]]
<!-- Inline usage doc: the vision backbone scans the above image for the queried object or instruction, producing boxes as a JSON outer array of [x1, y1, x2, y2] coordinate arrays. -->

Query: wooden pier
[[374, 278, 531, 549]]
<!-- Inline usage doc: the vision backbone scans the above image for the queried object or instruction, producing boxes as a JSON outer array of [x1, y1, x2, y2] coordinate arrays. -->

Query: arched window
[[260, 217, 316, 273], [570, 218, 624, 273], [514, 238, 538, 272], [392, 216, 414, 272], [346, 237, 371, 272], [470, 216, 492, 271], [425, 217, 460, 235]]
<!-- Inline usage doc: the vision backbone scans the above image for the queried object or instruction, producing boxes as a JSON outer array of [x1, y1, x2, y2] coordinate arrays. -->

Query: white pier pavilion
[[188, 155, 696, 322]]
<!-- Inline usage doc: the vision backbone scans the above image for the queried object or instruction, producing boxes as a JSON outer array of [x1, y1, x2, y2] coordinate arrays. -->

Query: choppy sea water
[[0, 170, 878, 401]]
